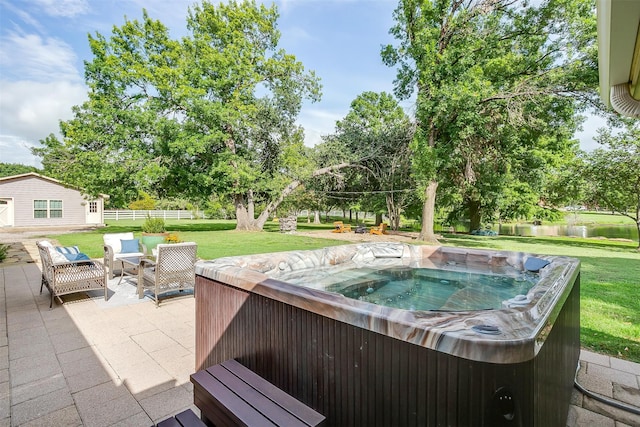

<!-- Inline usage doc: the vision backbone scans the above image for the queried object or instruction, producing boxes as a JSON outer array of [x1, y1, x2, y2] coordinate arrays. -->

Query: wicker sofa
[[37, 241, 107, 308]]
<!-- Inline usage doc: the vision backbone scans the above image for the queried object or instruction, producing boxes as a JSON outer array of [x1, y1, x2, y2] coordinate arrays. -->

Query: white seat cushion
[[113, 252, 144, 259], [103, 232, 135, 254]]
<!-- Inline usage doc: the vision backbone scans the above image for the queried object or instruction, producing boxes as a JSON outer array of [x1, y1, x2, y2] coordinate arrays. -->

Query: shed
[[0, 173, 107, 228]]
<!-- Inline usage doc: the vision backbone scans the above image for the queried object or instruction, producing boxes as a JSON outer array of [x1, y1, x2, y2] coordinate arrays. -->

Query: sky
[[0, 0, 606, 168]]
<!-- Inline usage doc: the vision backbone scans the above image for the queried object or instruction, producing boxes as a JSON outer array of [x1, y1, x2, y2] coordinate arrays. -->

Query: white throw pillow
[[39, 241, 69, 264]]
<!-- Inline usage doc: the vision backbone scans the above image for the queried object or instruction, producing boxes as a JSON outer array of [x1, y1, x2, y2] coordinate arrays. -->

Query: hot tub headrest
[[524, 257, 550, 273]]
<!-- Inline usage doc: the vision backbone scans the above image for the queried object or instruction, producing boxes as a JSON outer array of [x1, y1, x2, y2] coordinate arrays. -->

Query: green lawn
[[51, 219, 344, 260], [562, 211, 637, 225], [48, 219, 640, 363]]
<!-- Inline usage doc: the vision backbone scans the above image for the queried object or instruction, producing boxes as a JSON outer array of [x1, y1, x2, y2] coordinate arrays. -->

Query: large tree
[[585, 119, 640, 249], [382, 0, 597, 241], [0, 163, 40, 178], [437, 98, 584, 230], [318, 92, 415, 230], [34, 1, 323, 230]]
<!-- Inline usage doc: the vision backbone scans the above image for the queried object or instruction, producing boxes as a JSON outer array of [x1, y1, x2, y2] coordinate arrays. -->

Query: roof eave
[[597, 0, 640, 118]]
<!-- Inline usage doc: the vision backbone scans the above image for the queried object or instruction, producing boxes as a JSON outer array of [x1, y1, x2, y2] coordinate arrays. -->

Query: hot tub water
[[281, 264, 537, 311]]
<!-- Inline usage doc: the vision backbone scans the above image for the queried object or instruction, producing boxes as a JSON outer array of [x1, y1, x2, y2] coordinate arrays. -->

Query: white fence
[[104, 210, 206, 220]]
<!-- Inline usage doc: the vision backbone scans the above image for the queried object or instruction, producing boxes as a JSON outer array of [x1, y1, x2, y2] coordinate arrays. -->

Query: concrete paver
[[0, 237, 639, 426], [567, 405, 616, 426], [19, 405, 82, 427], [0, 252, 196, 426], [612, 358, 640, 376], [583, 395, 640, 427]]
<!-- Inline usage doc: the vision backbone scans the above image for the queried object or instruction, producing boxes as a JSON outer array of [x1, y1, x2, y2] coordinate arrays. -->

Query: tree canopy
[[584, 118, 640, 249], [34, 0, 321, 230], [381, 0, 598, 241], [321, 91, 416, 229], [30, 0, 607, 236], [0, 163, 40, 178]]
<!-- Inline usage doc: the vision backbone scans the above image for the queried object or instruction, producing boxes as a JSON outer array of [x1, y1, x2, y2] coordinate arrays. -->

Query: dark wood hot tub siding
[[195, 274, 580, 427]]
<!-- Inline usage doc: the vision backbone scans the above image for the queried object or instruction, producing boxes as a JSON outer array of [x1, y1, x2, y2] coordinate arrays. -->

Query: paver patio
[[0, 237, 637, 426], [0, 261, 197, 426]]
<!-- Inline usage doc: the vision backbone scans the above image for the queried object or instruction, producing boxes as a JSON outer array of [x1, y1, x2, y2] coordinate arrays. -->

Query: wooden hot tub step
[[191, 359, 325, 427]]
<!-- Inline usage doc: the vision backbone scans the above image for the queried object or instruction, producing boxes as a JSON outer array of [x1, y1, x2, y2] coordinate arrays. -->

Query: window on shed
[[34, 200, 48, 218], [89, 201, 98, 213], [34, 200, 63, 218], [50, 200, 63, 218]]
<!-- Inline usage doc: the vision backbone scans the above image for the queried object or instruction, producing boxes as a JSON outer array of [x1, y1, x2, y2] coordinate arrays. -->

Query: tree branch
[[256, 162, 352, 223]]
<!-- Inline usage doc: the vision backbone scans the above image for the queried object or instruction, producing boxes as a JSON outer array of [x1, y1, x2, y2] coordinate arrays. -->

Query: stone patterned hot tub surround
[[195, 242, 579, 364]]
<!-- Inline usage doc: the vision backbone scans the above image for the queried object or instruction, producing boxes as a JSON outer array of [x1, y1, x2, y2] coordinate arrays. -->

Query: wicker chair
[[103, 232, 146, 279], [37, 241, 107, 308], [137, 242, 197, 307]]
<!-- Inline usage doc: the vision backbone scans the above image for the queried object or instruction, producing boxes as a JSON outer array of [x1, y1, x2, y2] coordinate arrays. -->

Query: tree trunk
[[636, 219, 640, 250], [314, 210, 320, 224], [386, 195, 394, 230], [386, 194, 402, 231], [375, 213, 383, 226], [234, 194, 261, 231], [418, 180, 439, 243], [468, 198, 482, 232], [247, 190, 254, 220]]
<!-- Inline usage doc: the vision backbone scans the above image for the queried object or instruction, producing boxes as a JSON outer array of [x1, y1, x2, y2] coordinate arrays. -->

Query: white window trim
[[33, 199, 64, 219]]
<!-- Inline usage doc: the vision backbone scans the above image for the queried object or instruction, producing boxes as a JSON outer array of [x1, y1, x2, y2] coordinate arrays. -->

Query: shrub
[[533, 207, 563, 222], [0, 244, 8, 263], [141, 216, 166, 233], [129, 191, 156, 210]]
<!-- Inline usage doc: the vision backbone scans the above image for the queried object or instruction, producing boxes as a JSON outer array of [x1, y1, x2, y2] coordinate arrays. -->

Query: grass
[[50, 219, 343, 260], [563, 211, 637, 225], [47, 219, 640, 363], [488, 210, 637, 227]]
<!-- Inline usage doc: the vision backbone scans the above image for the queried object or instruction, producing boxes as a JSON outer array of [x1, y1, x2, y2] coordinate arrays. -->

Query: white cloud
[[282, 26, 313, 43], [0, 80, 87, 165], [0, 79, 87, 140], [297, 108, 346, 146], [118, 0, 191, 34], [0, 32, 81, 82], [0, 135, 41, 167], [32, 0, 89, 17], [574, 114, 608, 152], [301, 127, 323, 147], [0, 1, 46, 33]]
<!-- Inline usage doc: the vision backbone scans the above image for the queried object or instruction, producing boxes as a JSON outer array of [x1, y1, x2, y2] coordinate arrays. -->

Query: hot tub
[[194, 243, 580, 426]]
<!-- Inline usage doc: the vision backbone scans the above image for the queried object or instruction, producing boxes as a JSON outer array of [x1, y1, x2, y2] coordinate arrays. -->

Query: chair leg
[[50, 293, 54, 309], [39, 276, 44, 294], [104, 272, 109, 301]]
